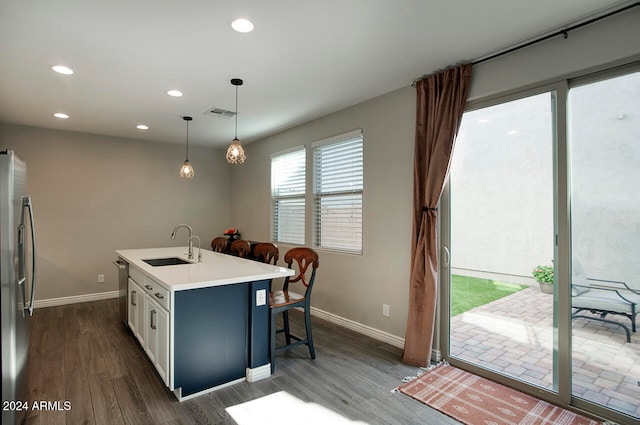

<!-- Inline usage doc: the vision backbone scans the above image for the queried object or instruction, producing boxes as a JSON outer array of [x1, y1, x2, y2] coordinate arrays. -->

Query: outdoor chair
[[571, 259, 639, 342]]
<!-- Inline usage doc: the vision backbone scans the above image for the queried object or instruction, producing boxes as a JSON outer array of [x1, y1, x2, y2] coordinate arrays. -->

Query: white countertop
[[116, 247, 294, 291]]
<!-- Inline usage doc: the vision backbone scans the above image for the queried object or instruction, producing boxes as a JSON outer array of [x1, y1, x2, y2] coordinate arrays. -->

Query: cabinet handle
[[131, 291, 137, 306], [145, 284, 153, 290], [154, 292, 164, 300], [150, 310, 157, 330]]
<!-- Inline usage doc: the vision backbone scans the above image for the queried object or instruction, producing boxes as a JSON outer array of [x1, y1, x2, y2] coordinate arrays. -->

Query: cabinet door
[[128, 278, 144, 344], [154, 305, 170, 386], [144, 296, 170, 386], [145, 297, 157, 364]]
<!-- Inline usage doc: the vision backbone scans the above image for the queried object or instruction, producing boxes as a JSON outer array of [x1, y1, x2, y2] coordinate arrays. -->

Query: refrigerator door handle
[[17, 221, 28, 316], [21, 196, 37, 317]]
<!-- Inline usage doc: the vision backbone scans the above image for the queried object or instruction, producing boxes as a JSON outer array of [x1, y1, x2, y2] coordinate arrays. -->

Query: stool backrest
[[211, 237, 228, 253], [230, 239, 251, 258], [284, 247, 319, 292], [254, 242, 279, 265]]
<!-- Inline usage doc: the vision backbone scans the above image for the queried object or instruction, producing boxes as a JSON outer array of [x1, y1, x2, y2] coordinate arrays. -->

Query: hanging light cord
[[185, 119, 189, 160], [234, 84, 239, 139]]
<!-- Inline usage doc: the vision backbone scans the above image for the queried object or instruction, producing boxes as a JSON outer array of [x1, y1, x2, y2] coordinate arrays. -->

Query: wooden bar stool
[[229, 239, 251, 258], [253, 242, 279, 265], [269, 247, 319, 372], [211, 237, 228, 253]]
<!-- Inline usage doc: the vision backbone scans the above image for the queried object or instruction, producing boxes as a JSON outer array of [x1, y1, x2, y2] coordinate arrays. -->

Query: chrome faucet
[[188, 235, 202, 262], [170, 224, 193, 259]]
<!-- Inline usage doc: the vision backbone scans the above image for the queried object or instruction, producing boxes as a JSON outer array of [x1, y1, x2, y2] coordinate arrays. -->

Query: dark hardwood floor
[[24, 299, 459, 425]]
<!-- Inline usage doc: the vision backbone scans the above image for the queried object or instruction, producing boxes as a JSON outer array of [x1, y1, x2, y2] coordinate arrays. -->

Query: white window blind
[[313, 130, 363, 253], [271, 148, 306, 245]]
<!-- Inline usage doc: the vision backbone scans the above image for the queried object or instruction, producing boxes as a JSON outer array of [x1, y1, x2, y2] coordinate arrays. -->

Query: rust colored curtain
[[403, 64, 472, 367]]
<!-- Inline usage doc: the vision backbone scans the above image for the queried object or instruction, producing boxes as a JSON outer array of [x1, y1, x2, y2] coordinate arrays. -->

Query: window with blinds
[[271, 147, 306, 245], [312, 130, 363, 254]]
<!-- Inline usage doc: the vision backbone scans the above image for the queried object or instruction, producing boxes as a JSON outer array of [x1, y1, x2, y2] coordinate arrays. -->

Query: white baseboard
[[35, 292, 441, 363], [174, 377, 245, 402], [246, 364, 271, 382], [309, 306, 405, 349], [33, 290, 119, 309]]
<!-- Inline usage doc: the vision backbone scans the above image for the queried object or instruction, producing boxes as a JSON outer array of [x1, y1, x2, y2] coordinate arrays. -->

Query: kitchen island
[[115, 247, 294, 401]]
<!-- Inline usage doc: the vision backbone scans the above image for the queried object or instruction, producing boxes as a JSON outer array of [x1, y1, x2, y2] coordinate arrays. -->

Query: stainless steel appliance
[[1, 150, 37, 425], [114, 257, 128, 325]]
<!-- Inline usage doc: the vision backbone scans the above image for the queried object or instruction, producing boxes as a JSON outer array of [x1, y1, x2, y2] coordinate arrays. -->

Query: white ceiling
[[0, 0, 629, 148]]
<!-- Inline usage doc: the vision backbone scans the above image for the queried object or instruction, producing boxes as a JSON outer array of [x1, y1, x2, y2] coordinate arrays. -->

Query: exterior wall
[[453, 10, 640, 289]]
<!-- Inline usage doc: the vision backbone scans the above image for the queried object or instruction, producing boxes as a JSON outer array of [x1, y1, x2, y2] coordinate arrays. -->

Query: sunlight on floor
[[226, 391, 369, 425], [460, 311, 553, 347]]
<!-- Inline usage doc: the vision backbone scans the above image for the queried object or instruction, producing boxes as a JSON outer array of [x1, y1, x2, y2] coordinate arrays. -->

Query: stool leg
[[304, 306, 315, 359], [270, 310, 277, 373], [283, 310, 291, 345]]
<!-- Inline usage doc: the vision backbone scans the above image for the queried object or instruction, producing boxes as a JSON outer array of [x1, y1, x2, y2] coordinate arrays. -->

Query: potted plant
[[532, 265, 554, 294]]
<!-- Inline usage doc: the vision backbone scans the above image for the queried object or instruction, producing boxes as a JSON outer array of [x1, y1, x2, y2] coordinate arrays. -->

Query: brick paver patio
[[450, 286, 640, 419]]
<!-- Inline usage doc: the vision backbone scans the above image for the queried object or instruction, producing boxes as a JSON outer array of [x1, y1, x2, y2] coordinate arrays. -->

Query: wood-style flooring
[[24, 299, 459, 425]]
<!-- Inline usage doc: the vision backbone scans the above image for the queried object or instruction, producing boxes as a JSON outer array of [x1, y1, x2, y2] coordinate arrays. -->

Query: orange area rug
[[397, 363, 600, 425]]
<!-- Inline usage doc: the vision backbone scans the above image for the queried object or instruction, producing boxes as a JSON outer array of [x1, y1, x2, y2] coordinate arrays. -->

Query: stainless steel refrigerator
[[1, 150, 37, 425]]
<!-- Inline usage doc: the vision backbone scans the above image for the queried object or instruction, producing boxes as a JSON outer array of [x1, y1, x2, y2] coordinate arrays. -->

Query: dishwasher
[[113, 257, 129, 326]]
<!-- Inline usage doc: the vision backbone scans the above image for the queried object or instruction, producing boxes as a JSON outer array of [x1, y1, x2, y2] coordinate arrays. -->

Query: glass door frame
[[439, 81, 568, 403], [437, 65, 639, 423]]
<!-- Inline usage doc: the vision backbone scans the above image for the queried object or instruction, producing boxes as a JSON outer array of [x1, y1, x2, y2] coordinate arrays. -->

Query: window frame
[[311, 129, 364, 254], [270, 146, 306, 245]]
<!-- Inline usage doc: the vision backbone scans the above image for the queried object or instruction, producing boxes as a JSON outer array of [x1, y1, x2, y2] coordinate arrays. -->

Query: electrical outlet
[[98, 274, 105, 284], [382, 304, 390, 317], [256, 289, 266, 306]]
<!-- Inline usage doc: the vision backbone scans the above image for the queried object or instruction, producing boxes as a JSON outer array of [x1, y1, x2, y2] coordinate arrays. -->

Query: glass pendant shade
[[179, 160, 194, 178], [180, 116, 194, 179], [226, 138, 246, 164]]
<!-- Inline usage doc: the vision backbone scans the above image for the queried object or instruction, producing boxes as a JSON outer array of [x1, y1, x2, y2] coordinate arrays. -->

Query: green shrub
[[532, 265, 553, 284]]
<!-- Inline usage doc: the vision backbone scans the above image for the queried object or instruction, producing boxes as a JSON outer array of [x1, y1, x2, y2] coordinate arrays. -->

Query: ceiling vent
[[204, 107, 236, 119]]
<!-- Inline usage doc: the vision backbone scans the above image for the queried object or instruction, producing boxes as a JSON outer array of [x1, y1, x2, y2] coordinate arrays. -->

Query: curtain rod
[[412, 2, 638, 86], [472, 2, 638, 66]]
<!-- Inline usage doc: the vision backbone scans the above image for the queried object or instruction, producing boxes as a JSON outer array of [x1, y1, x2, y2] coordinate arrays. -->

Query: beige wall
[[1, 6, 636, 342], [469, 8, 640, 101], [228, 8, 640, 342], [229, 87, 416, 338], [0, 124, 231, 301]]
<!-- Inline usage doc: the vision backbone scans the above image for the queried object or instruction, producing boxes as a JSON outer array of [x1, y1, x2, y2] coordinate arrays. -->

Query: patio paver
[[450, 286, 640, 418]]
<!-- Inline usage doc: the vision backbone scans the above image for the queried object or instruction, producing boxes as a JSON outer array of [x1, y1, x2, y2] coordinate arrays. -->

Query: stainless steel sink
[[142, 257, 191, 267]]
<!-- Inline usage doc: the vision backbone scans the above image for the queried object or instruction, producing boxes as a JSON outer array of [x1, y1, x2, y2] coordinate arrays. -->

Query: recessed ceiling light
[[136, 124, 149, 130], [53, 112, 69, 119], [167, 89, 183, 97], [51, 65, 74, 75], [231, 18, 254, 33]]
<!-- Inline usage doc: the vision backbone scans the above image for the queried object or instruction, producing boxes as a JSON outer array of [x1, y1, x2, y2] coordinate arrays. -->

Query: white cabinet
[[127, 278, 145, 345], [144, 295, 170, 385], [127, 267, 171, 387]]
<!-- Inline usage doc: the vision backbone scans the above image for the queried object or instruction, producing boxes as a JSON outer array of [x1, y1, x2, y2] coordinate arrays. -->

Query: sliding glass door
[[441, 65, 639, 423], [446, 90, 557, 392], [568, 71, 640, 419]]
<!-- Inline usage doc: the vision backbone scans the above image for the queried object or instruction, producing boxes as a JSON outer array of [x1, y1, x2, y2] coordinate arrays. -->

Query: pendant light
[[226, 78, 246, 164], [179, 116, 195, 179]]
